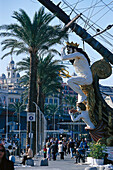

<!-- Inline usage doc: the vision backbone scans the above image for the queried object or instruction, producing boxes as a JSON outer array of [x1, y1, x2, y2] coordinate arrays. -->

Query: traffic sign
[[27, 112, 35, 122]]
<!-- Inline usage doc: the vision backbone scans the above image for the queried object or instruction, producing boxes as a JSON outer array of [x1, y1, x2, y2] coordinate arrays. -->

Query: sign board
[[27, 112, 35, 122], [29, 133, 33, 138]]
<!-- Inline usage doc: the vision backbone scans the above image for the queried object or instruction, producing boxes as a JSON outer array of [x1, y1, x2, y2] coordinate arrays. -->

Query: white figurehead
[[69, 103, 95, 129], [61, 42, 93, 103]]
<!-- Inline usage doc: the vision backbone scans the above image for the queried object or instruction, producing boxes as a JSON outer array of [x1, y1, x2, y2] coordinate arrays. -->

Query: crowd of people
[[0, 136, 113, 168], [43, 137, 88, 163]]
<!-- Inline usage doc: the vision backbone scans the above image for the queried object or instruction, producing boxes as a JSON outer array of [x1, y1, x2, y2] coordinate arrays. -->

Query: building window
[[13, 73, 15, 78], [8, 72, 10, 78], [15, 98, 19, 103], [45, 98, 48, 103], [49, 98, 53, 104], [54, 99, 58, 104], [10, 98, 14, 103]]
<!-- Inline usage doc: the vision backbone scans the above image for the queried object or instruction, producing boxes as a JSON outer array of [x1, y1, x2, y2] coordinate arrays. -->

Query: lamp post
[[18, 103, 25, 155], [6, 96, 8, 142], [53, 103, 63, 137], [33, 102, 40, 155], [0, 93, 8, 141], [10, 102, 25, 156]]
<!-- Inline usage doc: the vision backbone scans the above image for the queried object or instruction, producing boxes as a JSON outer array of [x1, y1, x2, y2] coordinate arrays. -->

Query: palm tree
[[16, 53, 67, 112], [9, 102, 25, 128], [37, 53, 67, 112], [0, 7, 68, 152], [0, 7, 67, 113]]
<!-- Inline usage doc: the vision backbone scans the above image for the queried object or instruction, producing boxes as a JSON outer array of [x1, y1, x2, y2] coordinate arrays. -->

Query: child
[[43, 145, 47, 158]]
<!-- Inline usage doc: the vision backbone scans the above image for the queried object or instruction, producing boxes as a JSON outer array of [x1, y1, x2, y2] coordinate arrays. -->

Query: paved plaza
[[14, 153, 90, 170]]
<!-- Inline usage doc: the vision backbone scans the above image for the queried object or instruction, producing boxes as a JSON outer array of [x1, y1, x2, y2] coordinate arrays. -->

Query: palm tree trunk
[[27, 52, 37, 155], [37, 82, 42, 111], [41, 95, 45, 113]]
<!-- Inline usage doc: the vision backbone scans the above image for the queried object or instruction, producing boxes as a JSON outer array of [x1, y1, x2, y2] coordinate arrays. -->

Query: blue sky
[[0, 0, 113, 86]]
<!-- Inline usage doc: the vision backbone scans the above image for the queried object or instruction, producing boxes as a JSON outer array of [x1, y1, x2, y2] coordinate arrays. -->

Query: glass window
[[15, 98, 19, 103], [10, 98, 14, 102], [8, 72, 10, 78], [54, 99, 58, 104], [49, 98, 53, 104], [13, 73, 15, 78], [45, 98, 48, 103]]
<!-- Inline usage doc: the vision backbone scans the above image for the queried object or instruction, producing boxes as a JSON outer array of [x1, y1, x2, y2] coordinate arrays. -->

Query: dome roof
[[10, 60, 14, 64], [2, 73, 6, 78]]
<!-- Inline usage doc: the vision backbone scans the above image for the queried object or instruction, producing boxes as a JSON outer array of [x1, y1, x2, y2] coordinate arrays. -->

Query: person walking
[[47, 144, 51, 161], [51, 142, 57, 161], [58, 141, 64, 160], [67, 140, 70, 154], [69, 139, 75, 159], [63, 139, 67, 156]]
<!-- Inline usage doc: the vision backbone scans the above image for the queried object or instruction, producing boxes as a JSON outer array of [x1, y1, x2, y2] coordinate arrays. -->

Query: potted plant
[[88, 142, 106, 165]]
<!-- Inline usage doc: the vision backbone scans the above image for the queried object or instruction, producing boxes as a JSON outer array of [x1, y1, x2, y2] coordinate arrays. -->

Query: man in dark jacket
[[0, 144, 14, 170], [69, 139, 75, 159], [51, 142, 57, 161], [104, 153, 113, 165]]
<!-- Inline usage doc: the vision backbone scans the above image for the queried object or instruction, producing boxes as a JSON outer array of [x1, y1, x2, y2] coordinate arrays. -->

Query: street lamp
[[11, 102, 25, 156], [6, 96, 8, 142], [0, 93, 8, 142], [33, 102, 40, 155], [19, 103, 25, 155], [53, 103, 64, 137]]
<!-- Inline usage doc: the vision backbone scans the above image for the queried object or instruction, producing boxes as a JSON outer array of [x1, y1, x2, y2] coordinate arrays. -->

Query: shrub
[[88, 142, 106, 159]]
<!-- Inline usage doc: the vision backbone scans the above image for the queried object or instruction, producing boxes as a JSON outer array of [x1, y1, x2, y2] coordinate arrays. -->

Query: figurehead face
[[67, 45, 77, 54], [66, 42, 79, 54], [66, 41, 91, 65], [67, 46, 73, 54]]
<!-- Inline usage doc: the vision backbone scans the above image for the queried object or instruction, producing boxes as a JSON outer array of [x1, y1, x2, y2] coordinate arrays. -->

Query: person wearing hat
[[21, 144, 33, 165], [0, 144, 14, 170]]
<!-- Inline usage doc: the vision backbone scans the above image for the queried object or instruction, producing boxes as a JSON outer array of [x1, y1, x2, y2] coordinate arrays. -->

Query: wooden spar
[[62, 14, 82, 31], [37, 0, 113, 65]]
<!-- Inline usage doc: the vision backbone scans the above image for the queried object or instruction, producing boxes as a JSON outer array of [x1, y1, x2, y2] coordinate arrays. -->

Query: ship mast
[[37, 0, 113, 65]]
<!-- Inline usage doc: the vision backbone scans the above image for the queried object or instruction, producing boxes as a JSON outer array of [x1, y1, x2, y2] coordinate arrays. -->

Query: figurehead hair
[[77, 102, 86, 111], [66, 41, 91, 65]]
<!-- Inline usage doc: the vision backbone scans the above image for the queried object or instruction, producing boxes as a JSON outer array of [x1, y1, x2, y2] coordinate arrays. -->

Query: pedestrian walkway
[[14, 153, 90, 170]]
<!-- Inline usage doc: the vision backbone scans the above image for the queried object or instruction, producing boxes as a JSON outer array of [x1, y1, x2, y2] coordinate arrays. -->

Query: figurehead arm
[[61, 49, 84, 61]]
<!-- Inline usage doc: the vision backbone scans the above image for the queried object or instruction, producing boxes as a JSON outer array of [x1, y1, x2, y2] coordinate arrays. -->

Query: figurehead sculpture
[[61, 42, 113, 146]]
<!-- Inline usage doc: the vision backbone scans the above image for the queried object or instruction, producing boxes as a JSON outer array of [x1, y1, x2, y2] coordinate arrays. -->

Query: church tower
[[7, 57, 20, 84]]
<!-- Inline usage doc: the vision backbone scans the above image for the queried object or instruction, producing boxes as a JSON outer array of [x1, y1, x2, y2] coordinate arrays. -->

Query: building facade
[[0, 57, 25, 106]]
